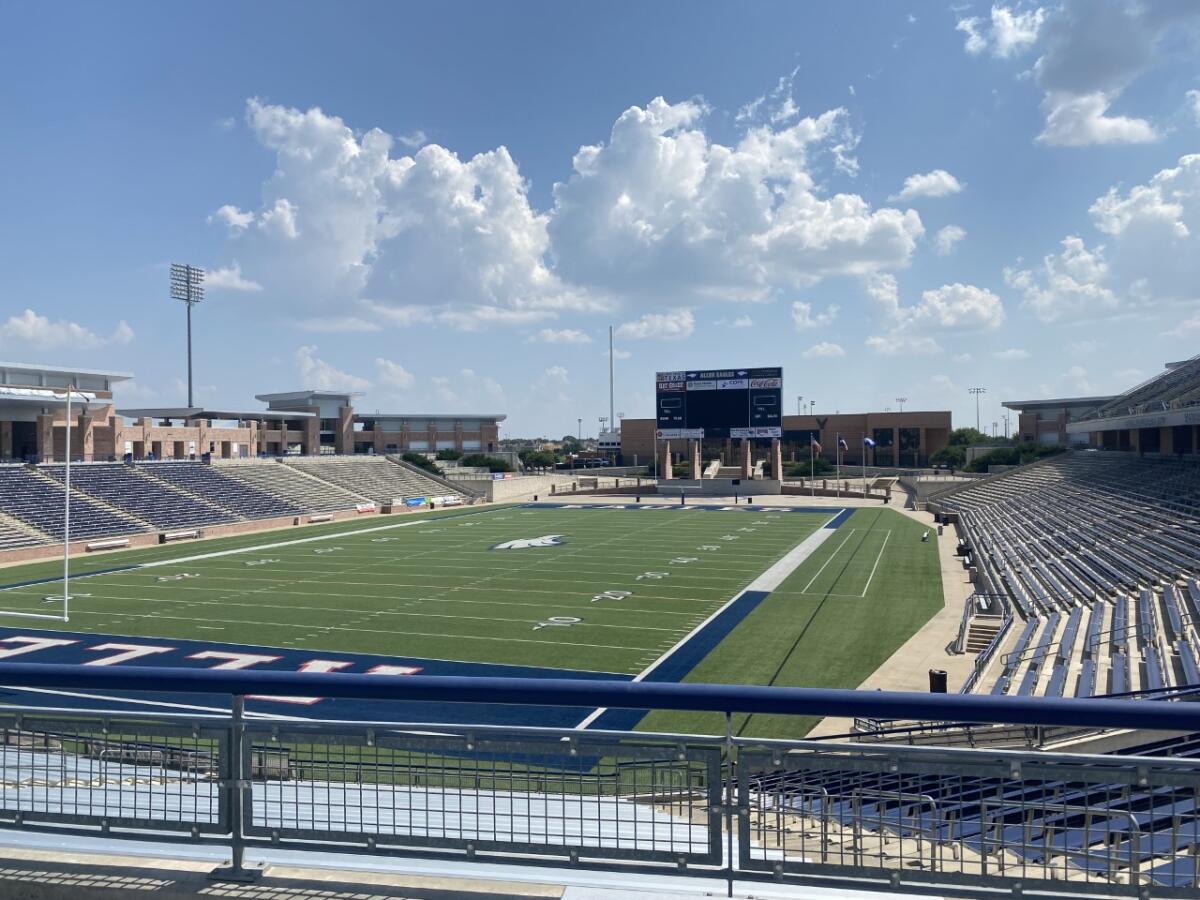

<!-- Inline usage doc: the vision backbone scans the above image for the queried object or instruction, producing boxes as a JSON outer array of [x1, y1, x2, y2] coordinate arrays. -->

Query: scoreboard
[[656, 366, 783, 439]]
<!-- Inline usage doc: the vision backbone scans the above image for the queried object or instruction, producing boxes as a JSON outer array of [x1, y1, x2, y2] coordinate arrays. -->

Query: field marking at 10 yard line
[[797, 526, 893, 599], [573, 509, 843, 730]]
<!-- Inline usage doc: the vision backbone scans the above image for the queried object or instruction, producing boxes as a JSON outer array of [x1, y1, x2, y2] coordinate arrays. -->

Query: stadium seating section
[[1089, 353, 1200, 419], [282, 455, 457, 505], [937, 452, 1200, 698], [0, 457, 464, 548], [753, 731, 1200, 889]]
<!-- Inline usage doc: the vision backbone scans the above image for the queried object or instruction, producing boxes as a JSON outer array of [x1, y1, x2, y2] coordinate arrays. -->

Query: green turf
[[0, 504, 829, 675], [0, 504, 943, 737], [637, 507, 943, 738]]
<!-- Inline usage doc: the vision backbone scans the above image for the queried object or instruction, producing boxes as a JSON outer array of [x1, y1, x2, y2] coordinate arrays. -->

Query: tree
[[948, 427, 988, 447]]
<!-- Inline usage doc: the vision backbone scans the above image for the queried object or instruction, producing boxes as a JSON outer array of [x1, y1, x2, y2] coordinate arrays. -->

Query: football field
[[0, 502, 942, 734]]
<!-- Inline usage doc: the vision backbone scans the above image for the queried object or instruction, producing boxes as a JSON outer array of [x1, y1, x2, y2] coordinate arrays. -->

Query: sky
[[1, 1, 1198, 438]]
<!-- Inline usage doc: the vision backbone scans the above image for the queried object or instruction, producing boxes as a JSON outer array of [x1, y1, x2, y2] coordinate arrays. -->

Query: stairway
[[965, 619, 1002, 654]]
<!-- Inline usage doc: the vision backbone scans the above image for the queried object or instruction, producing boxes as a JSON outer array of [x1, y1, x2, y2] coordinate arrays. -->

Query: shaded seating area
[[140, 461, 303, 520], [42, 463, 233, 530]]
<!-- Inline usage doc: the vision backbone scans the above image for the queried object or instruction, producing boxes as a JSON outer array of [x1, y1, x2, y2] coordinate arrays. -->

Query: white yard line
[[575, 510, 846, 730], [860, 530, 893, 598], [800, 529, 858, 593]]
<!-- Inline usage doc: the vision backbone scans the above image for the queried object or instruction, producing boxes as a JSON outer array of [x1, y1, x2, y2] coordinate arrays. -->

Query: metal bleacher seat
[[140, 462, 303, 520], [42, 463, 232, 530], [0, 465, 144, 542]]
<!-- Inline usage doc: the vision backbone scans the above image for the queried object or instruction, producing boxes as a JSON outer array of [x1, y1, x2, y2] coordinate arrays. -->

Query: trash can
[[929, 669, 948, 693]]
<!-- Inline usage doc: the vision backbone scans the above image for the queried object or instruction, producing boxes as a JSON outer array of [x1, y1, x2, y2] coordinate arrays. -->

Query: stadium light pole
[[577, 418, 582, 441], [797, 395, 803, 415], [895, 396, 907, 413], [969, 387, 986, 433], [169, 264, 205, 408]]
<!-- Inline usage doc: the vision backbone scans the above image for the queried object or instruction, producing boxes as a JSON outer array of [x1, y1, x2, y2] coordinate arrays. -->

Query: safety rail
[[1, 665, 1200, 896]]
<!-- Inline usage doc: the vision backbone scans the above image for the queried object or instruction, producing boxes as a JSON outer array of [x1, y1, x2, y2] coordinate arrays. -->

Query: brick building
[[621, 410, 952, 468], [0, 365, 504, 463]]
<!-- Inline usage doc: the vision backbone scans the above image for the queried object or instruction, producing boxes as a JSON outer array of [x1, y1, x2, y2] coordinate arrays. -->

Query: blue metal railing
[[2, 662, 1200, 731]]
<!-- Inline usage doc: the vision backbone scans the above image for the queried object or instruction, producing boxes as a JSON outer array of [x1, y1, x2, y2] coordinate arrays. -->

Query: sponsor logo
[[749, 377, 781, 389], [492, 534, 566, 550]]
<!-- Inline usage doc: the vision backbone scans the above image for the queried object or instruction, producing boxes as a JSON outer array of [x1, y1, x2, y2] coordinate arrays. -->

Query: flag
[[810, 436, 822, 452], [863, 437, 877, 447], [838, 437, 849, 451]]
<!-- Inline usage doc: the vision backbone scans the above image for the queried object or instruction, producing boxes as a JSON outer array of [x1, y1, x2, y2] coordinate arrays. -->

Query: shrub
[[460, 453, 514, 473], [401, 452, 443, 476], [435, 449, 463, 461]]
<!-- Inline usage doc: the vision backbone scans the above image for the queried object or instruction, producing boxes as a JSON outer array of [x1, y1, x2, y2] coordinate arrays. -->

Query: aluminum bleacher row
[[0, 457, 466, 550], [281, 455, 461, 505], [750, 731, 1200, 889], [935, 452, 1200, 699]]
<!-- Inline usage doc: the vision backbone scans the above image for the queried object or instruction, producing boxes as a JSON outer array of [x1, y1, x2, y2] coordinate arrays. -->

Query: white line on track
[[800, 529, 858, 593], [860, 530, 892, 597]]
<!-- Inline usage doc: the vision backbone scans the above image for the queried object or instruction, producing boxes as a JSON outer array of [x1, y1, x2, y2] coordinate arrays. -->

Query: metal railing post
[[724, 710, 734, 899], [209, 695, 265, 883]]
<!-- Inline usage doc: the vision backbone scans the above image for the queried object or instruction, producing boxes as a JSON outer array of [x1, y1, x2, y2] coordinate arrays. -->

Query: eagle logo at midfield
[[492, 535, 566, 550]]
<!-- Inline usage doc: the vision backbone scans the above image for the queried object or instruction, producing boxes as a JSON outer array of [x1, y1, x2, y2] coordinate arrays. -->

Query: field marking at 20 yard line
[[859, 529, 893, 597], [574, 509, 844, 730]]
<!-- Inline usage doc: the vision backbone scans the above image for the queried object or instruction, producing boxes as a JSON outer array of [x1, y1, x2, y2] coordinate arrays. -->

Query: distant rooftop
[[117, 406, 316, 421], [0, 360, 133, 382], [1002, 396, 1115, 411]]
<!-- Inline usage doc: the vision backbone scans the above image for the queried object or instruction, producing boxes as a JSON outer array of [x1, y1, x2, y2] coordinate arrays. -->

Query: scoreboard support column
[[689, 440, 702, 479], [660, 440, 674, 480], [771, 438, 782, 480], [740, 439, 752, 479]]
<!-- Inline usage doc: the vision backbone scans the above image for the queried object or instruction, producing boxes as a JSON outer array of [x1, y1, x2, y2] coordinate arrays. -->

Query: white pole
[[810, 440, 814, 498], [836, 435, 841, 500], [862, 436, 867, 499], [63, 383, 72, 622]]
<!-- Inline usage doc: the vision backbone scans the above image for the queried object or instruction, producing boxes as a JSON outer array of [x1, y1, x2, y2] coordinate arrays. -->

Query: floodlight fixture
[[170, 263, 205, 407]]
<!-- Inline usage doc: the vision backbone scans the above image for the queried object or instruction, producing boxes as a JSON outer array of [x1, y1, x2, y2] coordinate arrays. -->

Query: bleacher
[[1088, 353, 1200, 418], [0, 464, 145, 542], [750, 731, 1200, 889], [215, 460, 366, 512], [283, 455, 463, 505], [42, 463, 234, 530], [140, 461, 303, 520], [0, 513, 51, 551], [937, 452, 1200, 698]]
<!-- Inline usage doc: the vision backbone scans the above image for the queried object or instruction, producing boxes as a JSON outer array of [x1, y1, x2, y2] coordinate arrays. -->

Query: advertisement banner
[[405, 497, 427, 507]]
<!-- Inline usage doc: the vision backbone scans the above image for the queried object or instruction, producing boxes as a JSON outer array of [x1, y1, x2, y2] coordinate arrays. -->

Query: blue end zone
[[825, 508, 855, 528], [523, 502, 847, 515], [585, 589, 772, 732], [0, 627, 626, 727]]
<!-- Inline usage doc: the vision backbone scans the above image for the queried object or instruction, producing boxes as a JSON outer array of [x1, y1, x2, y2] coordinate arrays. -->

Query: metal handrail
[[4, 662, 1200, 732]]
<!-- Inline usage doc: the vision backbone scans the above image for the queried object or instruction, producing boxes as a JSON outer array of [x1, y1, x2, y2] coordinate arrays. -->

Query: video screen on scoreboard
[[655, 366, 782, 438]]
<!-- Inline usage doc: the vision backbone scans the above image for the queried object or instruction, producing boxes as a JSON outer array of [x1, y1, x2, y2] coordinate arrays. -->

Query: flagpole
[[835, 434, 841, 500], [810, 439, 814, 498], [63, 383, 73, 622]]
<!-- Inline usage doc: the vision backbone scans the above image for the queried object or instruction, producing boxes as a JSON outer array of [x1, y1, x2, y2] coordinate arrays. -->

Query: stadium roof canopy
[[117, 406, 315, 420], [1002, 396, 1114, 411], [0, 360, 132, 384], [359, 412, 508, 421], [1067, 354, 1200, 435]]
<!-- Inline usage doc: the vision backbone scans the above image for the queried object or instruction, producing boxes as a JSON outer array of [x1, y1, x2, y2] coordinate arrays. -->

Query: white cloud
[[958, 3, 1200, 147], [542, 365, 569, 384], [865, 334, 941, 355], [889, 170, 963, 202], [1189, 90, 1200, 125], [791, 301, 839, 330], [1067, 339, 1103, 354], [294, 345, 370, 391], [992, 348, 1030, 360], [0, 308, 133, 350], [1164, 311, 1200, 338], [952, 352, 973, 364], [615, 308, 694, 340], [731, 315, 753, 328], [934, 225, 966, 255], [206, 261, 263, 292], [1004, 237, 1119, 322], [549, 98, 918, 303], [374, 357, 415, 390], [956, 5, 1046, 58], [1010, 154, 1200, 322], [865, 272, 900, 317], [1037, 91, 1157, 146], [397, 129, 427, 148], [529, 328, 592, 344], [908, 283, 1004, 330], [1062, 364, 1092, 394], [802, 341, 846, 359], [297, 316, 382, 333], [209, 204, 253, 233]]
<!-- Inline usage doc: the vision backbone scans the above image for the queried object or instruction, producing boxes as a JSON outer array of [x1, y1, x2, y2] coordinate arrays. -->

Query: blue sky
[[1, 1, 1198, 437]]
